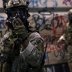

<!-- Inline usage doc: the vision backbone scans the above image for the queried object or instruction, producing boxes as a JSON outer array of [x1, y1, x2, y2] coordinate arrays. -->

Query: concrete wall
[[0, 0, 3, 8]]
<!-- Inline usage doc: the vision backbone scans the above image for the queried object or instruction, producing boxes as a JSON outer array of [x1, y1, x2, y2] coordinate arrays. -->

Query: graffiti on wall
[[51, 0, 58, 7], [28, 0, 72, 8], [28, 0, 58, 7], [63, 0, 72, 6], [28, 0, 38, 7], [31, 13, 71, 64], [40, 14, 72, 64]]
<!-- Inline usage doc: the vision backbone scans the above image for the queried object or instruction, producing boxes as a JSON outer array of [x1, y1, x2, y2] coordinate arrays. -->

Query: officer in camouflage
[[58, 9, 72, 44], [0, 16, 28, 72], [3, 0, 30, 31], [0, 0, 45, 72], [65, 9, 72, 44], [11, 31, 44, 72]]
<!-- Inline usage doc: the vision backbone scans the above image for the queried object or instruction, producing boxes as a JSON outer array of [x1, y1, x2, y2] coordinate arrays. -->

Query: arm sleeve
[[26, 38, 44, 67]]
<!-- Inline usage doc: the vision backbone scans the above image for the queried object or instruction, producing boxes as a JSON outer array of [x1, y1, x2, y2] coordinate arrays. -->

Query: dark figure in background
[[58, 9, 72, 62], [64, 9, 72, 46], [55, 9, 72, 72]]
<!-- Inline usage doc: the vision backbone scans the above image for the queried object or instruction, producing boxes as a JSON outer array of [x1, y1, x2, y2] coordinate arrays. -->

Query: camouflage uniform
[[64, 9, 72, 46], [11, 32, 44, 72], [0, 17, 28, 72], [0, 16, 44, 72], [1, 0, 45, 72], [6, 0, 30, 31]]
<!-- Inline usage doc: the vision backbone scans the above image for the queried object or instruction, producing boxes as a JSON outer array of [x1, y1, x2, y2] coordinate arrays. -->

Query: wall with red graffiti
[[29, 12, 71, 65], [28, 0, 72, 8]]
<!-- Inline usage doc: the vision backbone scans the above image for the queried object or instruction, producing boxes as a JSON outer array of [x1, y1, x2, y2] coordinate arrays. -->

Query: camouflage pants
[[11, 56, 44, 72]]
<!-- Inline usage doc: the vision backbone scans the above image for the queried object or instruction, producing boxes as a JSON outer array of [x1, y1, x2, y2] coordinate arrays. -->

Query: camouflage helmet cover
[[6, 0, 28, 8]]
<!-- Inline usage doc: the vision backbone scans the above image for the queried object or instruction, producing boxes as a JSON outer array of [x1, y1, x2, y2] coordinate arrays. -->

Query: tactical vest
[[21, 32, 44, 67], [11, 32, 44, 72], [0, 17, 28, 62]]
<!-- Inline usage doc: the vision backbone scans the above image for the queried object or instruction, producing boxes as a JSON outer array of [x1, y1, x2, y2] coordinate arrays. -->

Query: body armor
[[11, 32, 44, 72], [0, 17, 29, 72], [0, 17, 28, 53]]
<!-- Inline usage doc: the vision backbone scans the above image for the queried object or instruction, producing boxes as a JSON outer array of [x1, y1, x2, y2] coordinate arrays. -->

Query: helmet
[[6, 0, 28, 8]]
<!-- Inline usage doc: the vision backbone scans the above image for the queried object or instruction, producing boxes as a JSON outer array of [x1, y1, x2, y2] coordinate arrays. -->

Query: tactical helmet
[[6, 0, 28, 8]]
